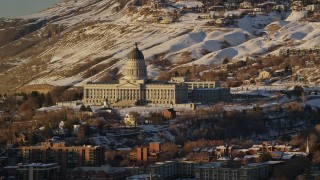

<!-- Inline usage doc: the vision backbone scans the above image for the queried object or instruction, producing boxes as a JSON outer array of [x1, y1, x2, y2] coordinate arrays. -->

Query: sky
[[0, 0, 61, 18]]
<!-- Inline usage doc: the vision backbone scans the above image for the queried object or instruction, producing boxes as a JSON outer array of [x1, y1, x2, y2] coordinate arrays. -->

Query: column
[[84, 89, 87, 100], [173, 90, 175, 103], [116, 89, 118, 100]]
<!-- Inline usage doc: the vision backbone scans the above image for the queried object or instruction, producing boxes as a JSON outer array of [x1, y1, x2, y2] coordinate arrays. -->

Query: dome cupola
[[128, 43, 144, 60], [123, 43, 148, 81]]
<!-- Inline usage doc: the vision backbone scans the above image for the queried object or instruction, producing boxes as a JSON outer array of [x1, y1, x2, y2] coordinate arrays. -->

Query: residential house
[[150, 0, 167, 9], [253, 7, 266, 15], [257, 70, 271, 81], [160, 16, 174, 24], [215, 18, 230, 26], [240, 1, 253, 9], [305, 4, 320, 11], [124, 114, 138, 126], [257, 2, 277, 13], [199, 13, 211, 19], [224, 2, 239, 10], [210, 6, 225, 11], [291, 1, 303, 11]]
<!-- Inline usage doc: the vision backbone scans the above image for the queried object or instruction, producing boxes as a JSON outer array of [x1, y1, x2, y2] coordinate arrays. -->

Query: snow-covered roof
[[175, 1, 203, 8], [75, 165, 127, 173]]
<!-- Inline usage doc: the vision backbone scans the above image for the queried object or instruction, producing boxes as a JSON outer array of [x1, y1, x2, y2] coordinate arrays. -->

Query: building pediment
[[116, 82, 141, 89]]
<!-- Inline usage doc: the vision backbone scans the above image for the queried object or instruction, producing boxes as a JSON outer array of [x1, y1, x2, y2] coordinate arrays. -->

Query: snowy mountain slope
[[0, 0, 319, 93], [188, 12, 320, 65]]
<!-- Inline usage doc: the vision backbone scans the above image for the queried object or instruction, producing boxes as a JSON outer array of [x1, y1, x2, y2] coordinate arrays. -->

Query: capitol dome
[[128, 44, 144, 60], [123, 43, 148, 81]]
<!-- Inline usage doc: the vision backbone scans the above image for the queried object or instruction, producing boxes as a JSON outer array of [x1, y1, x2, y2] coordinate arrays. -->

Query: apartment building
[[130, 142, 162, 162], [21, 142, 104, 173]]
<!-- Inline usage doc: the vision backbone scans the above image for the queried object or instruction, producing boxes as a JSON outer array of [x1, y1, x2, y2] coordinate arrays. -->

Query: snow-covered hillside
[[0, 0, 319, 92]]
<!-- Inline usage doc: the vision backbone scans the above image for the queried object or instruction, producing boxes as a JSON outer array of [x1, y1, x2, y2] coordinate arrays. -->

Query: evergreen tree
[[21, 93, 28, 101], [285, 64, 291, 74], [292, 85, 304, 97], [304, 105, 312, 113], [31, 91, 39, 98], [86, 106, 92, 112], [42, 124, 53, 139], [64, 119, 79, 133], [185, 69, 191, 79], [77, 124, 89, 140], [36, 93, 45, 107], [29, 132, 38, 145], [80, 105, 86, 111], [304, 167, 313, 180], [287, 92, 292, 99], [259, 152, 272, 162], [223, 58, 229, 64], [174, 71, 179, 77], [45, 92, 54, 107]]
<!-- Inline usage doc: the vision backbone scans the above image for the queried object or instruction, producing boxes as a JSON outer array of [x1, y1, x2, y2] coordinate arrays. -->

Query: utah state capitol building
[[83, 44, 230, 107]]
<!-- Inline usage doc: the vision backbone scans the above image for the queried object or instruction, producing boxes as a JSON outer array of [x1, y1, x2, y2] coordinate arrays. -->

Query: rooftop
[[74, 165, 127, 173]]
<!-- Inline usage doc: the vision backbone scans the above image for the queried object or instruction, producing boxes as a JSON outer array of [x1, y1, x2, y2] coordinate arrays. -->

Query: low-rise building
[[195, 162, 269, 180], [190, 88, 231, 104], [67, 165, 130, 180], [274, 144, 292, 152], [149, 161, 201, 179], [126, 173, 160, 180], [190, 153, 212, 163], [13, 163, 60, 180]]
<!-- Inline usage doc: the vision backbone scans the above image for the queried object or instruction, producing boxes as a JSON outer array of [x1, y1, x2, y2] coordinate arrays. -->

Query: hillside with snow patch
[[0, 0, 319, 92]]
